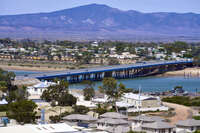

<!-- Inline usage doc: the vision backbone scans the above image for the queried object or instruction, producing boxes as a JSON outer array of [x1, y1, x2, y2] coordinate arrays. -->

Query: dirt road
[[163, 102, 194, 125]]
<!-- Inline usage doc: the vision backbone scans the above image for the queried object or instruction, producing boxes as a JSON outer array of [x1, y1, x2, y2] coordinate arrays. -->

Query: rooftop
[[100, 112, 128, 119], [141, 121, 174, 129], [0, 123, 79, 133], [97, 118, 128, 125], [63, 114, 97, 121], [176, 119, 200, 127], [123, 93, 156, 101], [130, 115, 165, 122]]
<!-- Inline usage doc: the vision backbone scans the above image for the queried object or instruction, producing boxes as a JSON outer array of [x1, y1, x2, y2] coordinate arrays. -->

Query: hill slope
[[0, 4, 200, 41]]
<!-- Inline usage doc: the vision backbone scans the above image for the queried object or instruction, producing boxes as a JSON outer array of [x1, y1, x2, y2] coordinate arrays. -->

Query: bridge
[[27, 60, 193, 83]]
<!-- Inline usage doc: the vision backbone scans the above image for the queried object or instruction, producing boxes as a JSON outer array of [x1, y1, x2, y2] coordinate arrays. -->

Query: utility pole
[[138, 85, 141, 121]]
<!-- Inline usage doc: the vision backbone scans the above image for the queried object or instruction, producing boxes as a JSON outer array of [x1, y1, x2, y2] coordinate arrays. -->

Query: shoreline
[[1, 64, 200, 77], [160, 67, 200, 77], [0, 64, 66, 72]]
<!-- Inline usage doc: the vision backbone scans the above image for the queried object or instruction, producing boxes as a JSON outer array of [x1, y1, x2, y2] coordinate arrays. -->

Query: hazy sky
[[1, 0, 200, 15]]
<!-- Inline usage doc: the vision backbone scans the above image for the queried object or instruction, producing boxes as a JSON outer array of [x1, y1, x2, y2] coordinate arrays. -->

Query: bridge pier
[[35, 61, 194, 83]]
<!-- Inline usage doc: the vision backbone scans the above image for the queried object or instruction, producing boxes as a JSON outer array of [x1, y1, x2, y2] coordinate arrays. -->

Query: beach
[[161, 67, 200, 77]]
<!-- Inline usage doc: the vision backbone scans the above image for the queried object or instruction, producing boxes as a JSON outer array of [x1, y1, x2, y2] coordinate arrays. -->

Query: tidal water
[[11, 70, 200, 93]]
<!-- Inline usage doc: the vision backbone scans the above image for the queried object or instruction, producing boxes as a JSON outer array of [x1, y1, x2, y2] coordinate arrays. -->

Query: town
[[0, 1, 200, 133], [0, 57, 200, 133], [0, 38, 198, 71]]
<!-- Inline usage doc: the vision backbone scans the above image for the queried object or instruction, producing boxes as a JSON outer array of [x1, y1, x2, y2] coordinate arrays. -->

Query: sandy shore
[[161, 67, 200, 77], [0, 64, 67, 72]]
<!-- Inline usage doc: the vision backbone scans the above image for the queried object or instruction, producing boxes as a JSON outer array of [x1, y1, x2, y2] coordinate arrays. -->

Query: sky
[[0, 0, 200, 15]]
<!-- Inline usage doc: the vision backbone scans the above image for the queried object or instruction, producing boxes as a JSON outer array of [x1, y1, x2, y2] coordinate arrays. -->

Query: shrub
[[73, 105, 89, 114]]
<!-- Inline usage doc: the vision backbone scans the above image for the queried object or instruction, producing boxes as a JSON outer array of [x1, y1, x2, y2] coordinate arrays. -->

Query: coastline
[[0, 64, 67, 72], [1, 63, 199, 77], [160, 68, 200, 77]]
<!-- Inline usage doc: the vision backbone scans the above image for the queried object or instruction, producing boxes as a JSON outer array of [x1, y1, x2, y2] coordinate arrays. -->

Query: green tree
[[108, 58, 120, 65], [7, 100, 37, 124], [82, 80, 95, 101], [73, 105, 89, 114], [6, 86, 28, 103], [41, 80, 77, 106], [99, 77, 129, 112], [116, 42, 126, 54], [193, 130, 200, 133]]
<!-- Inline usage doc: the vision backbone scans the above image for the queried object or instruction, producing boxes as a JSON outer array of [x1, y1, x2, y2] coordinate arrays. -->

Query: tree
[[49, 115, 61, 123], [41, 80, 77, 106], [116, 42, 126, 54], [108, 58, 120, 65], [82, 80, 95, 101], [7, 100, 37, 124], [73, 105, 89, 114], [99, 77, 129, 112], [6, 86, 28, 103], [59, 93, 77, 106]]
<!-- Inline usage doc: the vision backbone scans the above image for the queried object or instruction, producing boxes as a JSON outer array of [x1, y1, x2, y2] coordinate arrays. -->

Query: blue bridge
[[29, 60, 193, 83]]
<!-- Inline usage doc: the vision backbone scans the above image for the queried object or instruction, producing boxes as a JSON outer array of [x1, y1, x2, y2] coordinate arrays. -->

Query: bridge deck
[[21, 60, 192, 79]]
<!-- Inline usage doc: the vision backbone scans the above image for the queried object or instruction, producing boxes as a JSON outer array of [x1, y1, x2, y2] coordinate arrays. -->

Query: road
[[163, 102, 194, 125]]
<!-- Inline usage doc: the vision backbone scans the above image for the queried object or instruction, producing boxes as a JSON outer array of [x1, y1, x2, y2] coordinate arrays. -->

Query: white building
[[176, 119, 200, 133], [0, 123, 78, 133], [122, 93, 161, 108], [119, 93, 168, 112], [27, 81, 56, 99]]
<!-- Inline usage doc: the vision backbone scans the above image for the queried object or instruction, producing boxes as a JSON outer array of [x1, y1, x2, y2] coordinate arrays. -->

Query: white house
[[119, 93, 168, 112], [0, 99, 8, 105], [176, 119, 200, 133], [122, 93, 161, 109], [27, 81, 56, 99]]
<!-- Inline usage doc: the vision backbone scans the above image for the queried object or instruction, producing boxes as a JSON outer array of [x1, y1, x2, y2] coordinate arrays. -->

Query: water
[[9, 70, 40, 76], [70, 76, 200, 93], [11, 70, 200, 93]]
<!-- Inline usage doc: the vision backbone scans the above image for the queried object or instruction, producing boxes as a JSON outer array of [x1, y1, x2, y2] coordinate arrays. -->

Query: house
[[97, 118, 129, 131], [141, 121, 174, 133], [100, 112, 128, 119], [91, 41, 99, 47], [0, 123, 79, 133], [97, 112, 129, 131], [122, 93, 161, 109], [0, 99, 8, 105], [176, 119, 200, 133], [130, 115, 165, 129], [27, 81, 56, 99], [62, 114, 97, 128], [120, 93, 168, 112]]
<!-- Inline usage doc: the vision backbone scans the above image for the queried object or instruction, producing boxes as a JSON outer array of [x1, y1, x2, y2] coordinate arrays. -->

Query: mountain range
[[0, 4, 200, 41]]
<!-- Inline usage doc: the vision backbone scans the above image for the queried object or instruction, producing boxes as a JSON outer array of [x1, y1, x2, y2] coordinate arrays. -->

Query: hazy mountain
[[0, 4, 200, 41]]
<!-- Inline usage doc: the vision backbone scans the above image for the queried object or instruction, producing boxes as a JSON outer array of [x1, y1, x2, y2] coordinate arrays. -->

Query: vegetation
[[73, 105, 89, 114], [41, 80, 77, 106], [99, 77, 131, 112], [193, 116, 200, 120], [108, 58, 120, 65], [6, 100, 37, 124], [49, 115, 61, 123], [193, 130, 200, 133], [162, 96, 200, 106], [82, 80, 95, 101], [94, 104, 107, 115], [126, 130, 146, 133]]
